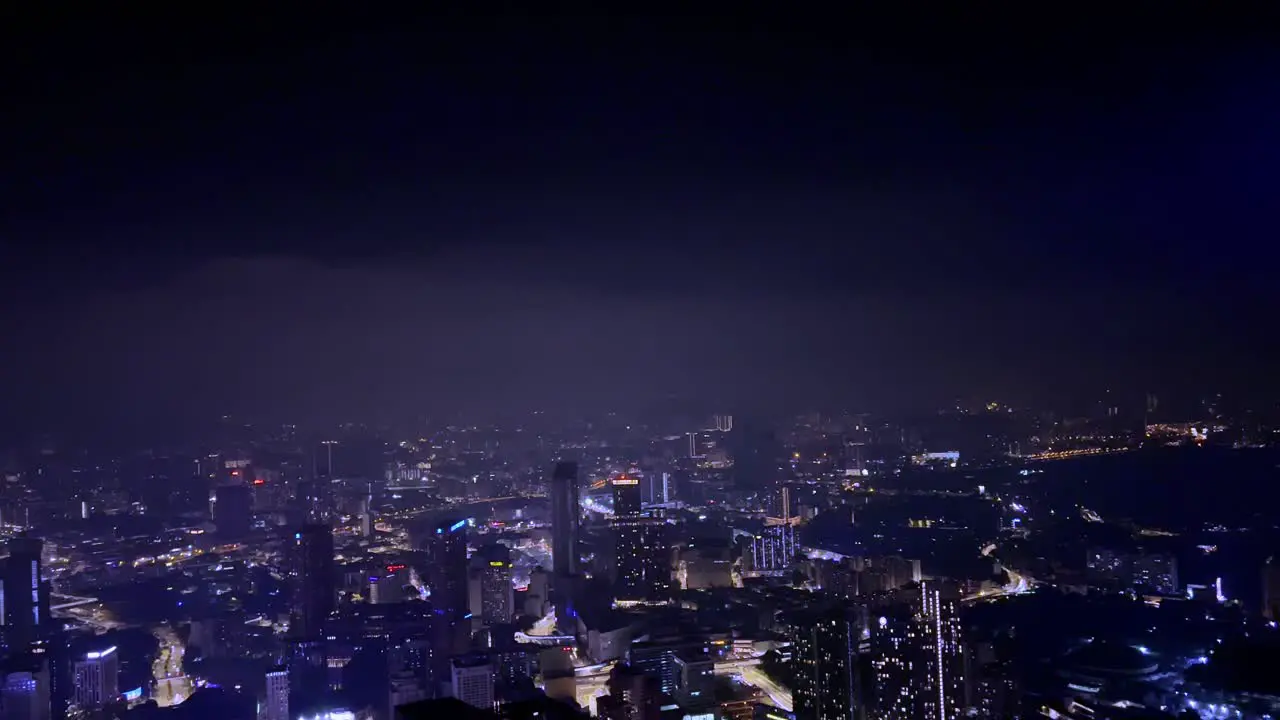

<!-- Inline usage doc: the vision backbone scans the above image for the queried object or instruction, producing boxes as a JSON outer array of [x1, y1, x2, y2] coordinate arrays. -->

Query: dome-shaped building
[[1058, 639, 1161, 694]]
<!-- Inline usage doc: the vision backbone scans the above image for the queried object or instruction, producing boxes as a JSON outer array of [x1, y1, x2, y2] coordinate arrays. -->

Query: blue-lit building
[[428, 518, 470, 685]]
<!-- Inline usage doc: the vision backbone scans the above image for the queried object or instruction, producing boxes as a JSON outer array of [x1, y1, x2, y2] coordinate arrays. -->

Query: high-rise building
[[2, 654, 50, 720], [72, 646, 118, 709], [550, 462, 580, 578], [790, 607, 858, 720], [389, 673, 429, 720], [370, 563, 412, 605], [598, 664, 663, 720], [429, 518, 470, 682], [29, 635, 69, 720], [214, 484, 253, 540], [524, 567, 551, 618], [290, 524, 336, 638], [260, 665, 288, 720], [450, 655, 494, 711], [2, 537, 48, 650], [360, 486, 374, 537], [1264, 556, 1280, 621], [285, 640, 327, 717], [550, 462, 580, 625], [611, 477, 669, 603], [868, 583, 965, 720], [469, 545, 514, 627], [639, 470, 671, 507], [747, 524, 797, 575]]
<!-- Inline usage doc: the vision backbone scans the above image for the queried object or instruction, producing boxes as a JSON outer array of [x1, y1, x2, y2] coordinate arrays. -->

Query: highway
[[738, 666, 793, 712], [152, 625, 192, 707]]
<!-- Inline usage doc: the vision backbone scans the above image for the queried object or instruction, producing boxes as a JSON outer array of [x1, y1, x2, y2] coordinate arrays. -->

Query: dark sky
[[1, 7, 1277, 433]]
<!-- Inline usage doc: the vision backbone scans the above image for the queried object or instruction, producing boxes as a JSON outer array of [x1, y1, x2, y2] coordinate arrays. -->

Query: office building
[[469, 545, 514, 627], [260, 666, 288, 720], [429, 518, 470, 682], [73, 646, 118, 709], [551, 462, 580, 577], [2, 654, 50, 720], [639, 470, 671, 507], [451, 655, 495, 711], [524, 567, 551, 618], [790, 607, 858, 720], [286, 640, 327, 717], [868, 583, 965, 720], [598, 664, 663, 720], [214, 483, 253, 539], [290, 524, 336, 638], [370, 563, 411, 605], [747, 524, 797, 574], [389, 673, 430, 720], [671, 650, 716, 711], [611, 476, 669, 603], [2, 537, 49, 650], [550, 462, 580, 624]]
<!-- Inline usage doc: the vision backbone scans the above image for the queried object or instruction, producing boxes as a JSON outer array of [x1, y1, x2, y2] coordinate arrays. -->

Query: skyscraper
[[550, 462, 580, 578], [790, 607, 858, 720], [550, 461, 580, 626], [290, 524, 336, 638], [72, 646, 118, 709], [214, 483, 253, 540], [2, 537, 47, 650], [369, 563, 411, 605], [428, 518, 470, 683], [2, 654, 50, 720], [611, 476, 669, 603], [450, 655, 494, 711], [261, 665, 288, 720], [598, 664, 663, 720], [468, 545, 514, 627], [868, 583, 966, 720], [747, 524, 798, 575], [918, 584, 966, 720]]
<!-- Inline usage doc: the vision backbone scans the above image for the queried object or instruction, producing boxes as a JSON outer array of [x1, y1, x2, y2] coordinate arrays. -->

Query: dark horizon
[[3, 7, 1277, 436]]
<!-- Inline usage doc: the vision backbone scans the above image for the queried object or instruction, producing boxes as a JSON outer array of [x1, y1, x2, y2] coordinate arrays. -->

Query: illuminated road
[[739, 666, 792, 712], [49, 594, 99, 611], [963, 564, 1031, 603], [152, 626, 191, 707]]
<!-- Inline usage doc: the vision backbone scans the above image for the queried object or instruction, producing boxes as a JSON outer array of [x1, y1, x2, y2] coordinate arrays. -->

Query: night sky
[[2, 8, 1277, 434]]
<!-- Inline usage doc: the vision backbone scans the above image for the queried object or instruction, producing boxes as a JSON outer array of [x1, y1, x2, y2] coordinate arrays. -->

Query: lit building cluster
[[1087, 548, 1179, 595]]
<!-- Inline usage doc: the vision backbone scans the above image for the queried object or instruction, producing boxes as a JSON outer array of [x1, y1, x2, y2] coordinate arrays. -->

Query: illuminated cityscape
[[1, 7, 1276, 720]]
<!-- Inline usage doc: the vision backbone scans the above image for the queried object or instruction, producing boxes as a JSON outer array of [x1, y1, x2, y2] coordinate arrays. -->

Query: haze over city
[[0, 8, 1278, 720]]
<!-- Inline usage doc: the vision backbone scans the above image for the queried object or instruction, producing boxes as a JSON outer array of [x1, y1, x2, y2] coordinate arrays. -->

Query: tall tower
[[550, 462, 580, 577], [469, 545, 514, 627], [428, 518, 469, 683], [214, 484, 253, 540], [869, 583, 966, 720], [918, 583, 965, 720], [611, 476, 668, 603], [791, 607, 858, 720], [3, 537, 47, 650], [72, 646, 118, 709], [290, 524, 336, 639], [261, 665, 288, 720], [550, 462, 580, 625]]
